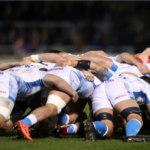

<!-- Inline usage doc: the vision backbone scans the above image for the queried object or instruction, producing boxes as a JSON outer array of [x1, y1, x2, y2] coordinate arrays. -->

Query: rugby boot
[[54, 125, 68, 137], [16, 120, 33, 141], [84, 120, 96, 141], [123, 136, 150, 142]]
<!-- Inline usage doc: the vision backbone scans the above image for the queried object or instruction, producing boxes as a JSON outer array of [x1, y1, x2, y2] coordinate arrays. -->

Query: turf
[[0, 105, 150, 150], [0, 132, 150, 150]]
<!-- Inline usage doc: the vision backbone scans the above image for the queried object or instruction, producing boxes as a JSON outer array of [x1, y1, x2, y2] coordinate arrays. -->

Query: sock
[[126, 119, 141, 136], [58, 113, 70, 125], [93, 121, 108, 136], [67, 124, 78, 134], [22, 114, 37, 127]]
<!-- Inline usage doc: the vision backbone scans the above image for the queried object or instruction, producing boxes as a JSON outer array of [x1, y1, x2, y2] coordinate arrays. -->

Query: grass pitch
[[0, 105, 150, 150], [0, 131, 150, 150]]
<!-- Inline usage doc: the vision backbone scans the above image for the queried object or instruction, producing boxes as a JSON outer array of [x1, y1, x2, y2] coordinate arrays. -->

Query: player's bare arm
[[43, 74, 78, 102], [83, 50, 109, 57], [0, 61, 24, 70], [117, 52, 150, 74], [135, 47, 150, 63], [68, 60, 109, 80], [23, 53, 68, 65]]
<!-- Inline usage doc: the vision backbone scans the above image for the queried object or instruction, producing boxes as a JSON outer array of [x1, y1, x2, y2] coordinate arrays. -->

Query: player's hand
[[54, 61, 70, 67], [71, 91, 79, 103], [82, 70, 94, 82], [137, 63, 150, 74], [20, 57, 33, 66]]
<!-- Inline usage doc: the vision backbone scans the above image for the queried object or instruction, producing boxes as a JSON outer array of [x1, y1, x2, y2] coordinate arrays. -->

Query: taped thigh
[[0, 97, 14, 120], [46, 94, 66, 113]]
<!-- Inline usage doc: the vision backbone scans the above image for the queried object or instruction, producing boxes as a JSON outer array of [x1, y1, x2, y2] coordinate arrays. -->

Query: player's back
[[118, 74, 150, 104]]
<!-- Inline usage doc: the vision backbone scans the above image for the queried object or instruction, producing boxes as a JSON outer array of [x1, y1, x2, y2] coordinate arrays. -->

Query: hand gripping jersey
[[112, 62, 150, 78]]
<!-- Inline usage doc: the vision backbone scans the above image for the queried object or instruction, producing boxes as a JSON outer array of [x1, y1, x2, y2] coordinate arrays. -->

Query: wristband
[[76, 60, 91, 70], [31, 55, 41, 62]]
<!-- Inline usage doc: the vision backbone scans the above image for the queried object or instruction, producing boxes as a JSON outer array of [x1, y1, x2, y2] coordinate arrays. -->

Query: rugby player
[[54, 59, 150, 141], [15, 64, 103, 141], [0, 66, 79, 136]]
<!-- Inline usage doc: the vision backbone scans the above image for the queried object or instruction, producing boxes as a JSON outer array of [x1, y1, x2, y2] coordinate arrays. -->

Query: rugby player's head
[[48, 50, 61, 53], [140, 76, 150, 84]]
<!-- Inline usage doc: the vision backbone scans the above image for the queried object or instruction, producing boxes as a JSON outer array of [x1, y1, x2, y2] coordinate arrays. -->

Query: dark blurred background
[[0, 1, 150, 58]]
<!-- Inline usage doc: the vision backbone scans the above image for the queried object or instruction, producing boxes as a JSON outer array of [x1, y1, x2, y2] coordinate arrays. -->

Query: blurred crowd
[[0, 1, 150, 55]]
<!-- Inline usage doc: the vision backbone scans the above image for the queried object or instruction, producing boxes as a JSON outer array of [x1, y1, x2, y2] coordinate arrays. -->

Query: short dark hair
[[48, 50, 61, 53], [140, 76, 150, 84]]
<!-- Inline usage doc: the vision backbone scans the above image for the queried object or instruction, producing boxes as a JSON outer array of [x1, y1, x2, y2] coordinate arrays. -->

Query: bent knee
[[46, 104, 58, 116]]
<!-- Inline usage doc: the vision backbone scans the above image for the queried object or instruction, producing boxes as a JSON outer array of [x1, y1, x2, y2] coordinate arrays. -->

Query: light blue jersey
[[2, 64, 101, 103]]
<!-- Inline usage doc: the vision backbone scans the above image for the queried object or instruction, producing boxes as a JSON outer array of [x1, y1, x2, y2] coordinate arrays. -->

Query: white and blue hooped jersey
[[0, 69, 45, 103], [9, 69, 46, 98], [4, 64, 101, 101], [0, 62, 56, 102], [4, 62, 56, 98], [42, 66, 101, 99], [5, 62, 55, 73], [102, 55, 143, 78], [111, 74, 150, 105], [123, 74, 150, 104]]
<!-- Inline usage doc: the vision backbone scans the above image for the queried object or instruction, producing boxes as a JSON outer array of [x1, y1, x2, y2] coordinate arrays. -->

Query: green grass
[[0, 105, 150, 150], [0, 131, 150, 150]]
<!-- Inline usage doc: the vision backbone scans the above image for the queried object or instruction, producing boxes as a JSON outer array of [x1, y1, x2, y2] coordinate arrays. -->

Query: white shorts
[[105, 78, 133, 106], [0, 72, 18, 102], [92, 83, 113, 114]]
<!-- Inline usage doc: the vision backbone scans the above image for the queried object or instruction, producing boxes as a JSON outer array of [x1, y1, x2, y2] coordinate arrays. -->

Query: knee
[[46, 104, 58, 116], [120, 107, 143, 126], [46, 94, 66, 114]]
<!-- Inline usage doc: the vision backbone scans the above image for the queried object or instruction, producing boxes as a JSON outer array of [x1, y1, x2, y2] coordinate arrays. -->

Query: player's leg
[[84, 83, 113, 141], [115, 100, 143, 135], [58, 99, 87, 125], [105, 78, 145, 141], [16, 89, 71, 140], [0, 73, 18, 128]]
